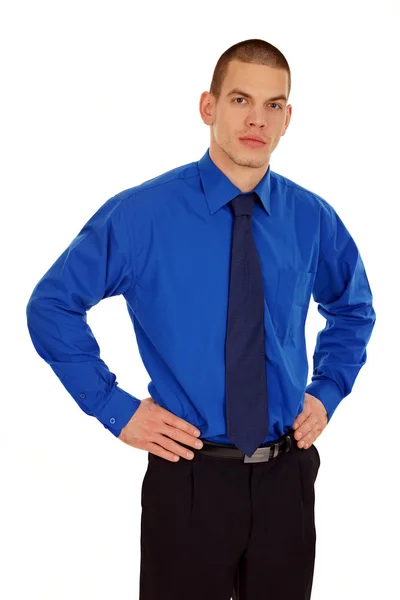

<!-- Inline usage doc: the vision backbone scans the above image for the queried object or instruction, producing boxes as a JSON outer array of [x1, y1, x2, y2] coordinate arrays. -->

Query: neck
[[209, 141, 269, 193]]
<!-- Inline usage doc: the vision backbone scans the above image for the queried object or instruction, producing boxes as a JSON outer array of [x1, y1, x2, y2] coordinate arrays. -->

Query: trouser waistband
[[196, 429, 296, 463]]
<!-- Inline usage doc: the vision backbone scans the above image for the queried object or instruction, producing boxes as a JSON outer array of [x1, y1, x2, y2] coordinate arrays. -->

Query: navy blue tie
[[225, 192, 269, 458]]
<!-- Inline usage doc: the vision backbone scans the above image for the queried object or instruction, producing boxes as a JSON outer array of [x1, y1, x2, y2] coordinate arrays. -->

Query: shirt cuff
[[95, 386, 142, 437], [305, 379, 344, 422]]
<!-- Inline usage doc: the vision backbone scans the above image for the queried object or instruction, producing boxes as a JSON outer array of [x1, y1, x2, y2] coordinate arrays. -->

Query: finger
[[294, 416, 315, 446], [152, 432, 199, 461], [296, 419, 321, 448], [300, 432, 317, 449], [161, 423, 204, 450], [294, 413, 312, 438], [301, 422, 323, 448], [297, 429, 314, 448], [158, 405, 201, 438], [293, 411, 307, 430], [145, 441, 182, 462]]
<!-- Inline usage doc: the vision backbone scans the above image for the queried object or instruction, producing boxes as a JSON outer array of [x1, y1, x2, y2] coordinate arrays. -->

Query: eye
[[233, 98, 282, 110]]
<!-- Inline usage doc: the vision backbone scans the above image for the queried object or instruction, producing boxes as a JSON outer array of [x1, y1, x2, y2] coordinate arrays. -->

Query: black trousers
[[139, 429, 320, 600]]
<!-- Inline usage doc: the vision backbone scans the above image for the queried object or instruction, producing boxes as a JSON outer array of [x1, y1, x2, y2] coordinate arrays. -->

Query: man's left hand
[[292, 393, 328, 449]]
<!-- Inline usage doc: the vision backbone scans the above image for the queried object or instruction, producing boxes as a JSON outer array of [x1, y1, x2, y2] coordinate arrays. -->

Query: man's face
[[201, 60, 292, 171]]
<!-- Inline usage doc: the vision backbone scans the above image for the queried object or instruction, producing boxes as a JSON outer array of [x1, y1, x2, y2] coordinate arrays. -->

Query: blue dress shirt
[[26, 148, 376, 444]]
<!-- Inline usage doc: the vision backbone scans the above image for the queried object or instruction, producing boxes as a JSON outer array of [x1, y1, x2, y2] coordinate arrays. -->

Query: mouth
[[239, 137, 266, 148]]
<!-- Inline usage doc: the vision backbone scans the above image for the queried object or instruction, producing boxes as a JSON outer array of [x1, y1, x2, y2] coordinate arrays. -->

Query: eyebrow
[[226, 88, 288, 103]]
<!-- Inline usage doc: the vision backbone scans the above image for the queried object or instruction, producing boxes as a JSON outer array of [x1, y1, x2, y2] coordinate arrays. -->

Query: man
[[26, 38, 376, 600]]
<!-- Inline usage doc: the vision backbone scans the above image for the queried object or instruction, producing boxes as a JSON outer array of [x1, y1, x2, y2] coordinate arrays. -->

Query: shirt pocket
[[271, 268, 315, 346]]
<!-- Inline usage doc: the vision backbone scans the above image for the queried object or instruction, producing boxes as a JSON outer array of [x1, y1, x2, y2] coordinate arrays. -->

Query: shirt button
[[110, 417, 116, 424], [80, 393, 86, 399]]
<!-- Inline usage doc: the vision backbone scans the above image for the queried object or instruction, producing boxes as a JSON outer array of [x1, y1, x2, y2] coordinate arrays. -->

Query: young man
[[26, 38, 376, 599]]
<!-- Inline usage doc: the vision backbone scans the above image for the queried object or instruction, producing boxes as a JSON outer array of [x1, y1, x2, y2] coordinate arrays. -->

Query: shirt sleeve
[[305, 201, 376, 422], [26, 192, 142, 438]]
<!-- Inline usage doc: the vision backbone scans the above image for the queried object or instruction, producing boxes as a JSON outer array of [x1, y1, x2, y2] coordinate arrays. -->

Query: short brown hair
[[209, 38, 291, 102]]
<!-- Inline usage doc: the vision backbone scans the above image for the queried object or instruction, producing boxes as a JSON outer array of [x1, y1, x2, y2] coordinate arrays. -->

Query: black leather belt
[[197, 429, 295, 463]]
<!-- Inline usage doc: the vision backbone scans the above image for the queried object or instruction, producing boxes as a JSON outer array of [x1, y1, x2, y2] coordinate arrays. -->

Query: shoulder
[[271, 169, 338, 232], [272, 170, 334, 211], [109, 159, 198, 208]]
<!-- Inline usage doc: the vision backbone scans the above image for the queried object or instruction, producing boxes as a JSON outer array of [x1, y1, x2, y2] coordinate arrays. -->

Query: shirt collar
[[197, 147, 271, 216]]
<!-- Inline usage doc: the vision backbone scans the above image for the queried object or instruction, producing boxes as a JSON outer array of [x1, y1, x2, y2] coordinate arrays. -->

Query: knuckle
[[142, 430, 154, 443], [151, 404, 162, 417]]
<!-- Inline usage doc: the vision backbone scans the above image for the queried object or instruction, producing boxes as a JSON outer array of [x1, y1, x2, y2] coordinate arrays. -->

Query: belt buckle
[[243, 435, 292, 463], [244, 445, 273, 463]]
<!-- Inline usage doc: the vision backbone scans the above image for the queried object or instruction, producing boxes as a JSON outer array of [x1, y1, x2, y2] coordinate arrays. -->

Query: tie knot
[[230, 192, 257, 217]]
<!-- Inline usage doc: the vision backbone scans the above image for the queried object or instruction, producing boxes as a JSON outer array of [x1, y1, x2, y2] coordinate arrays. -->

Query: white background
[[1, 1, 399, 598]]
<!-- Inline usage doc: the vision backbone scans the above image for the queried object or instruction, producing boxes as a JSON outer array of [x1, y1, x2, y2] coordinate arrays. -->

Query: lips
[[239, 137, 266, 148], [240, 136, 265, 143]]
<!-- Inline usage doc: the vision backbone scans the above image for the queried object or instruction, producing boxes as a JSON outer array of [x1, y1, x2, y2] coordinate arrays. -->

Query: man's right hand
[[117, 396, 203, 462]]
